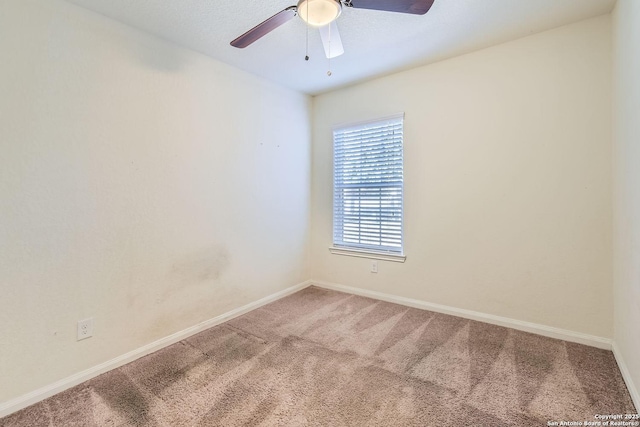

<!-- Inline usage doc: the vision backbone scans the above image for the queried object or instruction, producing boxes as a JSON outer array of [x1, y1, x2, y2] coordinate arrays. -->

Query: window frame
[[329, 113, 406, 263]]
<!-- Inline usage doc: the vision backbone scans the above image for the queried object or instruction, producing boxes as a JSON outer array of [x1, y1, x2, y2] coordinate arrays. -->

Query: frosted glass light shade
[[297, 0, 342, 27]]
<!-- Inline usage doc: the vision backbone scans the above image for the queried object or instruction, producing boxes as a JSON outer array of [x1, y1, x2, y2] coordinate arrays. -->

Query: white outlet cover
[[77, 318, 94, 341]]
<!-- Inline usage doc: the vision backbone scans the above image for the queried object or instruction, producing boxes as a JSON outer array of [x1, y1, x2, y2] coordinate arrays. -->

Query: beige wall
[[0, 0, 311, 402], [612, 0, 640, 405], [311, 16, 612, 338]]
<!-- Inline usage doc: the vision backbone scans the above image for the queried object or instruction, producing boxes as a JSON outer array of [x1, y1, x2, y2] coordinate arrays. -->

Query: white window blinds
[[333, 114, 404, 254]]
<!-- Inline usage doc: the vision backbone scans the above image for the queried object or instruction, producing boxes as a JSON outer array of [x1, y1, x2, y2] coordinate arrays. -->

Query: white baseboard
[[612, 342, 640, 411], [0, 280, 311, 419], [311, 280, 613, 350]]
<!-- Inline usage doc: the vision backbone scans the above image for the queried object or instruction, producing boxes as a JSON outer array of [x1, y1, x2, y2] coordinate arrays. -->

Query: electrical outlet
[[77, 318, 94, 341], [371, 260, 378, 273]]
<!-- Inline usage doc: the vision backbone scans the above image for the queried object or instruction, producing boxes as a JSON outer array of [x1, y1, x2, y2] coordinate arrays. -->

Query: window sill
[[329, 247, 406, 263]]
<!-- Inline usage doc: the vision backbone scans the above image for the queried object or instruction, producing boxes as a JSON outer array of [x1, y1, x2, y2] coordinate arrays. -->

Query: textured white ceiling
[[65, 0, 615, 95]]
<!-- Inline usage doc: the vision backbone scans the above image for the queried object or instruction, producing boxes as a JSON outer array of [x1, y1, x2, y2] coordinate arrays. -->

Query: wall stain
[[162, 246, 231, 301], [129, 246, 234, 342]]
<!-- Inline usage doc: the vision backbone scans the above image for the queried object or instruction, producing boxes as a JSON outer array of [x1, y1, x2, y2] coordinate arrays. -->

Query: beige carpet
[[1, 286, 636, 426]]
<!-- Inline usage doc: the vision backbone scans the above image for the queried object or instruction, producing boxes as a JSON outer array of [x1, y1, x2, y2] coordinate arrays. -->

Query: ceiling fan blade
[[230, 6, 297, 48], [348, 0, 435, 15], [319, 21, 344, 59]]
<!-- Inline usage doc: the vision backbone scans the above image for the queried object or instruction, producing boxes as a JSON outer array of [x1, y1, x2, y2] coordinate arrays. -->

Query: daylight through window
[[333, 114, 404, 254]]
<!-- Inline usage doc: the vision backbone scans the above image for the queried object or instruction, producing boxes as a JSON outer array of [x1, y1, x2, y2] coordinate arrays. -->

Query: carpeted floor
[[1, 286, 636, 426]]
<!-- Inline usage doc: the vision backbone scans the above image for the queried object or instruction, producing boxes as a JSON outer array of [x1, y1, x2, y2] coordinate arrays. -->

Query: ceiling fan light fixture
[[297, 0, 342, 27]]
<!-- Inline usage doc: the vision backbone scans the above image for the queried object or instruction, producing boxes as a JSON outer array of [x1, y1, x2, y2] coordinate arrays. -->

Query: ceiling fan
[[230, 0, 436, 59]]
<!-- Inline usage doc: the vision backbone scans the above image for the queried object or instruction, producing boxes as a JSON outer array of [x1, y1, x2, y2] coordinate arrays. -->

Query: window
[[331, 114, 405, 261]]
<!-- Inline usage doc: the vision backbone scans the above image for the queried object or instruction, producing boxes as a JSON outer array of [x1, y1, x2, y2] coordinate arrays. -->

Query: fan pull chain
[[304, 6, 309, 61], [327, 22, 332, 76]]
